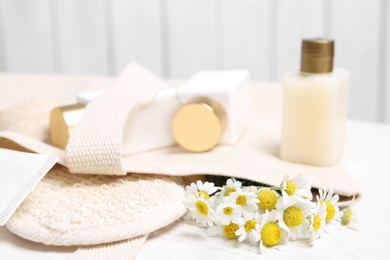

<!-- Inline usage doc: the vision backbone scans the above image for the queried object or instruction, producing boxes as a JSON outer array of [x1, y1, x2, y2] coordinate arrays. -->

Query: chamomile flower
[[183, 194, 215, 227], [215, 200, 242, 225], [186, 180, 219, 200], [309, 202, 327, 243], [275, 198, 312, 241], [257, 188, 279, 212], [220, 178, 242, 197], [281, 174, 312, 203], [341, 198, 359, 231], [257, 210, 288, 254], [235, 212, 260, 243], [225, 188, 259, 212], [208, 221, 241, 240], [317, 188, 343, 229]]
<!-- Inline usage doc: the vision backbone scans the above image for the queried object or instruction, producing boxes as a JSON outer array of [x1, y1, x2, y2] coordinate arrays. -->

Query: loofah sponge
[[6, 165, 186, 246]]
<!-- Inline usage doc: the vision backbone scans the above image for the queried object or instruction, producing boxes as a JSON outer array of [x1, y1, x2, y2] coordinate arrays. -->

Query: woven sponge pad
[[6, 165, 186, 246]]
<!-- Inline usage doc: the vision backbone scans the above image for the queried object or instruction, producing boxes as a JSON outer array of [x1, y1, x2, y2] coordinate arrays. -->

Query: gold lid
[[300, 38, 334, 73], [49, 103, 86, 149], [171, 97, 227, 152]]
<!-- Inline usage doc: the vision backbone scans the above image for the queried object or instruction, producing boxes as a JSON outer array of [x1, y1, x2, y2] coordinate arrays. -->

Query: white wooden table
[[0, 74, 390, 259]]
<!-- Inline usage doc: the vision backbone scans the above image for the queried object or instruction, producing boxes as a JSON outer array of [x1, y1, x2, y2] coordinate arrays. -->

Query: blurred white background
[[0, 0, 388, 123]]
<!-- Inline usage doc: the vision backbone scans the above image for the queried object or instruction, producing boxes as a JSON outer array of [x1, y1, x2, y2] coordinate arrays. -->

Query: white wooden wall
[[0, 0, 389, 123]]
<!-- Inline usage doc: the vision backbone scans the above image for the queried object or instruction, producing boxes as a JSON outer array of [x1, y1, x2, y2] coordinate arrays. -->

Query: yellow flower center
[[236, 195, 247, 206], [261, 222, 282, 247], [223, 222, 239, 239], [244, 219, 257, 232], [341, 208, 352, 225], [223, 206, 233, 215], [224, 187, 236, 197], [322, 201, 336, 222], [285, 180, 297, 196], [283, 206, 303, 227], [346, 208, 352, 218], [257, 189, 277, 211], [313, 215, 321, 231], [196, 200, 209, 216], [198, 191, 210, 200]]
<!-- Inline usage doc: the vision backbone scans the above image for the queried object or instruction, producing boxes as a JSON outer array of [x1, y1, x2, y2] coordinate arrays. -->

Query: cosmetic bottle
[[172, 70, 251, 152], [280, 38, 349, 166]]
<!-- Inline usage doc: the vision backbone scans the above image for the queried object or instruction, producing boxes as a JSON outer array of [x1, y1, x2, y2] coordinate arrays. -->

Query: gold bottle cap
[[300, 38, 334, 73], [49, 103, 86, 149], [172, 97, 227, 152]]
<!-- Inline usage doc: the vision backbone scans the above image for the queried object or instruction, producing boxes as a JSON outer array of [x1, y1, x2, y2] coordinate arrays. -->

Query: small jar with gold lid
[[172, 70, 251, 152], [280, 38, 350, 166]]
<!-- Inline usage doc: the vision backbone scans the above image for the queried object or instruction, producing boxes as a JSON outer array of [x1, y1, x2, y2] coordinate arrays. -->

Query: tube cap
[[49, 103, 86, 149], [172, 97, 227, 152], [300, 38, 334, 73]]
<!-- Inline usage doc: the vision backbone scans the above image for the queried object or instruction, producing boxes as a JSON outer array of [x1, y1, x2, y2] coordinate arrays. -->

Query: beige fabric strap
[[65, 62, 165, 175], [69, 235, 148, 260], [66, 101, 135, 175]]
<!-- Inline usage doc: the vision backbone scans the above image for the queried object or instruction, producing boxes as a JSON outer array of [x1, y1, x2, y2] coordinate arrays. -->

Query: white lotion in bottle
[[280, 38, 349, 166]]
